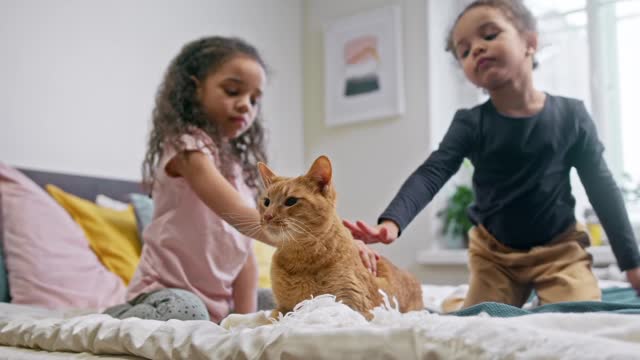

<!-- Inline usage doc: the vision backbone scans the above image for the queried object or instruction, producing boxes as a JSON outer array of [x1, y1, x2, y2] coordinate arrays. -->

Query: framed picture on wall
[[323, 5, 405, 127]]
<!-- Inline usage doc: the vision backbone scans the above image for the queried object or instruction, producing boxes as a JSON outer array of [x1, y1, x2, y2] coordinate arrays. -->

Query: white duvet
[[1, 293, 640, 360]]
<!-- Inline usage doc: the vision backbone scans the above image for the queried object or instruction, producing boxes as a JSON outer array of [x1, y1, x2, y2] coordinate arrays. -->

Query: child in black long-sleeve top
[[345, 0, 640, 308]]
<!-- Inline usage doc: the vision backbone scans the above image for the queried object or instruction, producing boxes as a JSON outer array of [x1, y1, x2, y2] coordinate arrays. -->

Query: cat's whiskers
[[278, 226, 289, 247], [287, 225, 301, 242], [286, 220, 320, 242], [286, 217, 314, 233], [286, 222, 311, 237], [239, 224, 262, 238], [234, 223, 262, 232], [288, 217, 338, 240], [265, 220, 298, 247], [285, 217, 313, 233], [228, 218, 261, 230], [283, 228, 298, 247], [219, 211, 264, 239]]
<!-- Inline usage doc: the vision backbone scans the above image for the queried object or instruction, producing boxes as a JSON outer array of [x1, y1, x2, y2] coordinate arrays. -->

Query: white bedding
[[0, 346, 140, 359], [1, 292, 640, 360]]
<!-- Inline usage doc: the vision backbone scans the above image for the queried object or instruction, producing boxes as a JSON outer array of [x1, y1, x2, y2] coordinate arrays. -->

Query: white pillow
[[95, 194, 129, 211]]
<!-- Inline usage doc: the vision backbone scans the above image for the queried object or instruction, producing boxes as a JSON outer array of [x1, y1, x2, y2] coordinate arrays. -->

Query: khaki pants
[[463, 224, 601, 308]]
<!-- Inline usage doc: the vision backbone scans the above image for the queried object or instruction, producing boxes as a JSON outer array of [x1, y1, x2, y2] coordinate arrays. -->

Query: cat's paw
[[220, 310, 274, 330]]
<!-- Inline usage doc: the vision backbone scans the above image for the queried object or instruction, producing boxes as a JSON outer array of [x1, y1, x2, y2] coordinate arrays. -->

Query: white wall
[[303, 0, 477, 269], [304, 0, 426, 269], [0, 0, 304, 180]]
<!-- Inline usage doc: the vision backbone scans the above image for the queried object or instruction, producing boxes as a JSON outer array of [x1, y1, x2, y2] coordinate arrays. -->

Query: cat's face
[[257, 156, 337, 245]]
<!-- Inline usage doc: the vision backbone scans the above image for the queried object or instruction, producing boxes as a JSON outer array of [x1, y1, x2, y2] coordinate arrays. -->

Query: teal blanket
[[452, 287, 640, 317]]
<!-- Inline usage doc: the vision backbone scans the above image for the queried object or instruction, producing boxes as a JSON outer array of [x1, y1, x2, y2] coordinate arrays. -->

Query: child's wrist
[[381, 220, 400, 237]]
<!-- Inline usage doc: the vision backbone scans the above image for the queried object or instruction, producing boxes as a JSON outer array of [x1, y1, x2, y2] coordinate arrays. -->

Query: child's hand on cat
[[353, 239, 380, 275], [343, 220, 399, 244]]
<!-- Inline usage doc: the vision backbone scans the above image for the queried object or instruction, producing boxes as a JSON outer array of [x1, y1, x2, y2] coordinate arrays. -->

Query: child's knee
[[158, 289, 210, 321]]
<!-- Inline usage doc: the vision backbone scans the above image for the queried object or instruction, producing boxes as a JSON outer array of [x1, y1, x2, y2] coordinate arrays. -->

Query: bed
[[1, 286, 640, 359], [1, 165, 640, 359]]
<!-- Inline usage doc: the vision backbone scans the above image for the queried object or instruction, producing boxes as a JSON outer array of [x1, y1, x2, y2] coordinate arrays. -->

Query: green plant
[[437, 184, 474, 247]]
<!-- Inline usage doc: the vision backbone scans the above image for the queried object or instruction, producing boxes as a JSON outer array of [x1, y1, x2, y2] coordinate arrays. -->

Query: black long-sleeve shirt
[[379, 94, 640, 271]]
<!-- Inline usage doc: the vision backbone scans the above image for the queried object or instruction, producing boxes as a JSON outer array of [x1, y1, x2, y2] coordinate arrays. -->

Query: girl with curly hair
[[106, 36, 274, 323]]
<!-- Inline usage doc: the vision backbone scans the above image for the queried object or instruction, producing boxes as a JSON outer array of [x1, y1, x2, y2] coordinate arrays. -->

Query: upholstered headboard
[[18, 168, 143, 202]]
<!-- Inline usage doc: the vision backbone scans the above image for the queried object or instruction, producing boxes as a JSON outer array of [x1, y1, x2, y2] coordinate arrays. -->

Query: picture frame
[[323, 6, 405, 127]]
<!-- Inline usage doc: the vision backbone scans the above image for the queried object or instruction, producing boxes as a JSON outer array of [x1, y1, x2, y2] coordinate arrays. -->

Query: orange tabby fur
[[257, 156, 423, 320]]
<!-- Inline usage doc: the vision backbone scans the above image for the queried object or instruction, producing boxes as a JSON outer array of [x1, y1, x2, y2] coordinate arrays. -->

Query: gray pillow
[[129, 193, 154, 243]]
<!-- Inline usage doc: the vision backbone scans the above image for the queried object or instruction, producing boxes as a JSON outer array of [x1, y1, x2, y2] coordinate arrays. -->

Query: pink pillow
[[0, 163, 126, 310]]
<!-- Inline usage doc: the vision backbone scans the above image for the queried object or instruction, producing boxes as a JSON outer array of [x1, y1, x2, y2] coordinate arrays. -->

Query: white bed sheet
[[0, 346, 141, 359], [1, 293, 640, 360], [0, 303, 142, 359]]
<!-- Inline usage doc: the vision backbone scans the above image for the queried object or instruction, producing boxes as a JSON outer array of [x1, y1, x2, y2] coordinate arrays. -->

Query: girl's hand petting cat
[[353, 239, 380, 275], [343, 219, 399, 244]]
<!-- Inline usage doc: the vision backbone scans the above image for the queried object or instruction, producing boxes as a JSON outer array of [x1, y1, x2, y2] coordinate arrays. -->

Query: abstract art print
[[324, 6, 405, 127]]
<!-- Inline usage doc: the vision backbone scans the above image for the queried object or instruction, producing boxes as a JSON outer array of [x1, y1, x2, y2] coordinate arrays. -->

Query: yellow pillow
[[46, 185, 141, 284], [254, 241, 276, 288]]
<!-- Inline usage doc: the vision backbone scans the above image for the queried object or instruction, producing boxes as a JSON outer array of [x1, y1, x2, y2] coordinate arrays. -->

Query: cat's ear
[[306, 155, 332, 191], [257, 162, 277, 187]]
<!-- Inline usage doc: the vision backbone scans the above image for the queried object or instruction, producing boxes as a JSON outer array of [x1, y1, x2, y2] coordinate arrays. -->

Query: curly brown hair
[[445, 0, 539, 69], [142, 36, 268, 195]]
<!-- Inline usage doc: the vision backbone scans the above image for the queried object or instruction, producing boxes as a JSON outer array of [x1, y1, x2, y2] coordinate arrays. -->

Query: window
[[529, 0, 590, 112], [527, 0, 640, 182], [617, 1, 640, 181]]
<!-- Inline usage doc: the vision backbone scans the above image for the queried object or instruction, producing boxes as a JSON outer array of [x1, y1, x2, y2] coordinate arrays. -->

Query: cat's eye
[[263, 198, 270, 207], [284, 197, 298, 207]]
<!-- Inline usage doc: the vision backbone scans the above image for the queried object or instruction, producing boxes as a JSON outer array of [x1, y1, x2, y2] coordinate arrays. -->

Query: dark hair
[[445, 0, 538, 69], [142, 36, 268, 195]]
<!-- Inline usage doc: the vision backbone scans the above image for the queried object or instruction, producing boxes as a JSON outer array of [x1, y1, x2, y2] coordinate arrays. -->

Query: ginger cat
[[257, 155, 423, 320]]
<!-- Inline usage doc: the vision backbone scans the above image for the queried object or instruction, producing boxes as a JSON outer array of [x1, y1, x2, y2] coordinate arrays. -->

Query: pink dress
[[127, 129, 255, 322]]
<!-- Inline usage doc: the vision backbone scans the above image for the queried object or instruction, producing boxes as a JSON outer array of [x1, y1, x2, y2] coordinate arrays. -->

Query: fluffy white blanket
[[1, 295, 639, 359]]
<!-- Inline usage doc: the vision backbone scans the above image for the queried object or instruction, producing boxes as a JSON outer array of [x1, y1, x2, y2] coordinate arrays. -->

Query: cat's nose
[[264, 214, 273, 222]]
